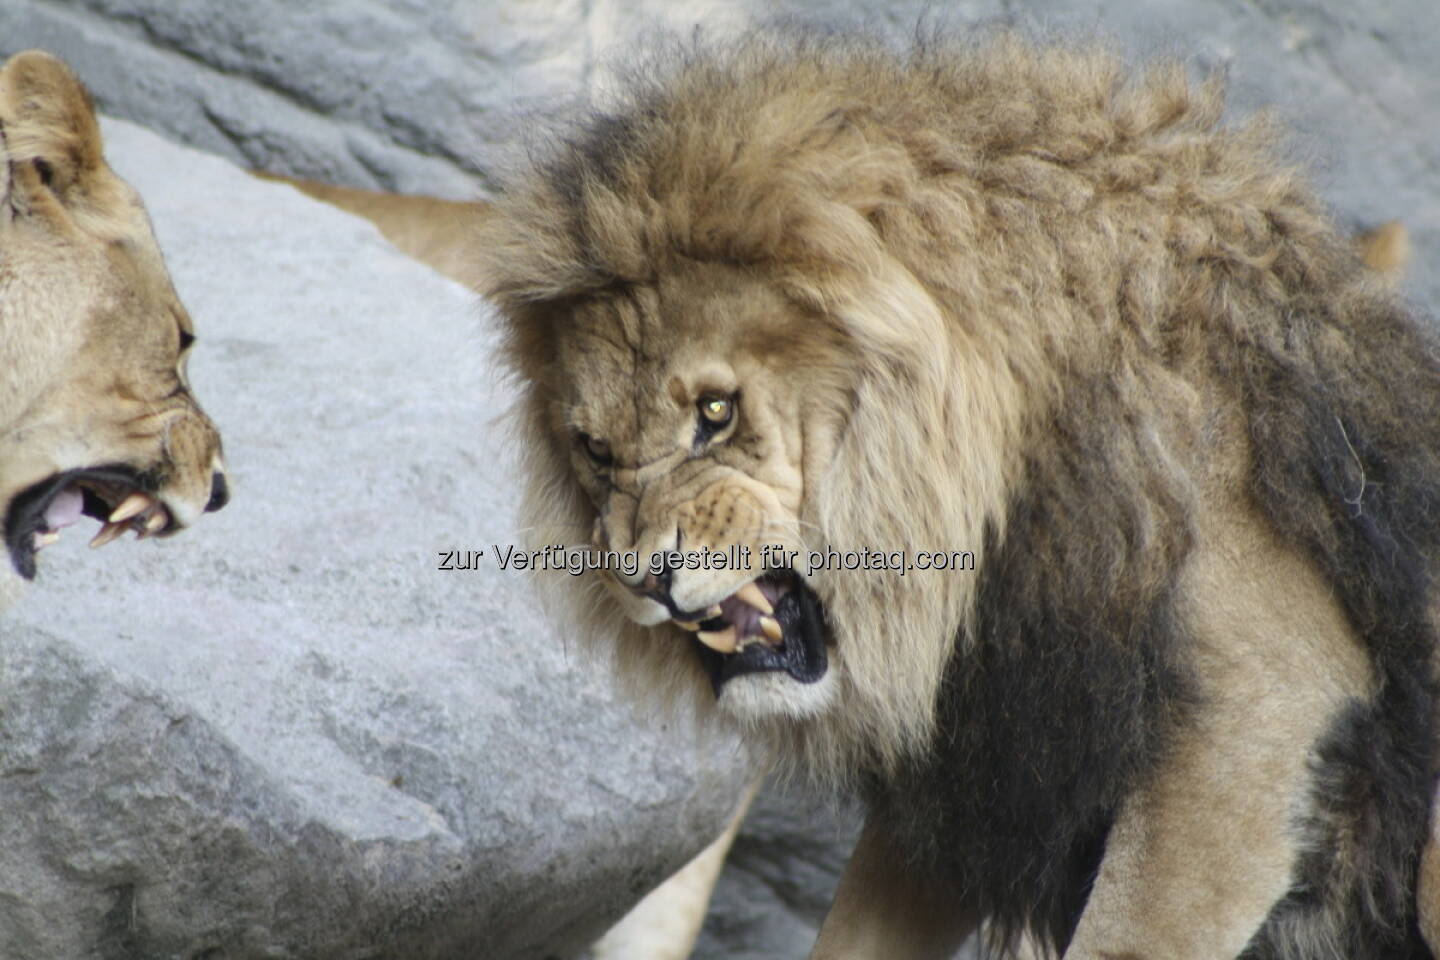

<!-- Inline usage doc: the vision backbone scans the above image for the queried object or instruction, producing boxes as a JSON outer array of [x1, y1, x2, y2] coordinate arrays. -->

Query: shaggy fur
[[0, 50, 228, 605], [478, 28, 1440, 959]]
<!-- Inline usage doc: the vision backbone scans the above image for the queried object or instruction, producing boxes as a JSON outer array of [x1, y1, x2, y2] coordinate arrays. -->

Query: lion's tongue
[[43, 486, 84, 531]]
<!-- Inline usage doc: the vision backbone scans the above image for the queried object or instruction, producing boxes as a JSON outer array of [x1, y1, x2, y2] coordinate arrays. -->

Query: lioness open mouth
[[4, 465, 174, 580], [672, 568, 830, 696]]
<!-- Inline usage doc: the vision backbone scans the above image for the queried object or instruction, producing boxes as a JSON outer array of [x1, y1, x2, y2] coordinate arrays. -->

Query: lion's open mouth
[[672, 568, 829, 696], [4, 465, 174, 580]]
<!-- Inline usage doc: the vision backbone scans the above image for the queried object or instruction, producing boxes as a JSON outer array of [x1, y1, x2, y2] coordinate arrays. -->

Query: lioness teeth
[[760, 615, 783, 642], [736, 581, 773, 615], [143, 511, 167, 533], [697, 626, 738, 654], [675, 619, 701, 631], [89, 521, 128, 548], [108, 491, 151, 523], [33, 531, 60, 550]]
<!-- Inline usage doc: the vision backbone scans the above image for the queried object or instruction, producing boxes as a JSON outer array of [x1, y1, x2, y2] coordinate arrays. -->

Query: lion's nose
[[632, 565, 673, 606], [205, 471, 229, 513]]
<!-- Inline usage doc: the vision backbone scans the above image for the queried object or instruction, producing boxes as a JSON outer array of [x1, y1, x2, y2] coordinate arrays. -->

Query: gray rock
[[691, 788, 861, 960], [0, 118, 751, 960]]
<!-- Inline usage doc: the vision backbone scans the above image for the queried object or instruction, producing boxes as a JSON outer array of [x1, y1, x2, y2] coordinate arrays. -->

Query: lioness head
[[0, 50, 228, 586]]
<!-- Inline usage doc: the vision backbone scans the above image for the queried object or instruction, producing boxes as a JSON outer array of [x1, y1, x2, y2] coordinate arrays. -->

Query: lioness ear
[[0, 50, 105, 219]]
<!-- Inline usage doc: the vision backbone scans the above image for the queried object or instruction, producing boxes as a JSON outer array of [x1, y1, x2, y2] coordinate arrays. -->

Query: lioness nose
[[205, 472, 230, 513]]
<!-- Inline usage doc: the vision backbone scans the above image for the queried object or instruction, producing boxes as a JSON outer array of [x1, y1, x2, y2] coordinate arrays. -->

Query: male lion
[[1, 50, 229, 608], [477, 30, 1440, 960]]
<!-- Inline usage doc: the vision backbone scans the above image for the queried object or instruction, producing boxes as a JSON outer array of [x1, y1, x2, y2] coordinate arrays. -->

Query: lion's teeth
[[675, 619, 701, 631], [705, 605, 722, 618], [759, 615, 783, 642], [143, 511, 167, 533], [697, 626, 738, 654], [108, 492, 151, 523], [33, 531, 60, 550], [89, 521, 127, 548], [736, 581, 774, 615]]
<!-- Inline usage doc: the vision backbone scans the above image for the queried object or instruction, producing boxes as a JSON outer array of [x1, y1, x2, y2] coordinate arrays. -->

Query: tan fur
[[591, 778, 759, 960], [478, 30, 1440, 958], [250, 171, 486, 287], [1065, 499, 1372, 958], [1425, 838, 1440, 950], [0, 50, 227, 602], [810, 816, 980, 960], [1356, 220, 1409, 281]]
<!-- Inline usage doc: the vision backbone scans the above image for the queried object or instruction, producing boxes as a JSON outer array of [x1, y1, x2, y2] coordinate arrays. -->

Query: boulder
[[0, 118, 751, 960]]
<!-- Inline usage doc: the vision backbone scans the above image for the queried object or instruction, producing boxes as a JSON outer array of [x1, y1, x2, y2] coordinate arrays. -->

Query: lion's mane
[[478, 29, 1440, 953]]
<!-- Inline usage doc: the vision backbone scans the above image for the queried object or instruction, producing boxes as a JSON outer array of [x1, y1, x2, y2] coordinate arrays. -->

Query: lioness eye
[[577, 432, 613, 467], [698, 395, 734, 427]]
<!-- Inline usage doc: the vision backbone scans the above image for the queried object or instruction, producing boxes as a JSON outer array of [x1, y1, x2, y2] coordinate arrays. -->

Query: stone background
[[1, 1, 1437, 958]]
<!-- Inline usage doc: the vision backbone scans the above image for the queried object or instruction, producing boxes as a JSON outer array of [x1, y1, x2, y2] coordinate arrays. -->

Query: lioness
[[1, 50, 228, 607]]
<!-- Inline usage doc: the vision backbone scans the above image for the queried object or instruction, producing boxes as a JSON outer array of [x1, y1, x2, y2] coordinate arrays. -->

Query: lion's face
[[545, 261, 852, 720], [482, 38, 1036, 776], [0, 51, 228, 586]]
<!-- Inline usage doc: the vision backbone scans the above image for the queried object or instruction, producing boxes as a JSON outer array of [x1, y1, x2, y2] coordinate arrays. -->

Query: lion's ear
[[1356, 221, 1409, 286], [0, 50, 106, 223]]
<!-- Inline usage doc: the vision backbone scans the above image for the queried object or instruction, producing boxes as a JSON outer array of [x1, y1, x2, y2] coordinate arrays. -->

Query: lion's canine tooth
[[89, 521, 127, 548], [143, 511, 167, 533], [108, 492, 151, 523], [697, 626, 738, 654], [706, 605, 722, 618], [33, 531, 60, 549], [675, 619, 701, 631], [736, 581, 774, 615], [759, 616, 783, 642]]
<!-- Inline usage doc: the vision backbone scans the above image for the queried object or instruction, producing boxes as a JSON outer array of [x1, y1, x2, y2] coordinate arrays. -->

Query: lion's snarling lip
[[4, 465, 175, 580], [678, 568, 830, 696]]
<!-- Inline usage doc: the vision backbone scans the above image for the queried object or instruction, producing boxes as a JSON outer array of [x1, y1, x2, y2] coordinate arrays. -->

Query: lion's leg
[[1064, 507, 1372, 960], [590, 778, 759, 960], [808, 816, 978, 960], [1062, 728, 1305, 960]]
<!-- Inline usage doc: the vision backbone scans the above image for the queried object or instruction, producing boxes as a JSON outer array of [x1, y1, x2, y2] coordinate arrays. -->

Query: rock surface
[[1, 3, 1438, 958], [0, 118, 750, 960]]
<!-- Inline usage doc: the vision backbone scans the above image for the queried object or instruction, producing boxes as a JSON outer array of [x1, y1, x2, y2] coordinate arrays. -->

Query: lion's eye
[[698, 395, 734, 428], [577, 432, 613, 467]]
